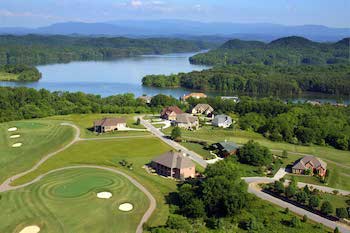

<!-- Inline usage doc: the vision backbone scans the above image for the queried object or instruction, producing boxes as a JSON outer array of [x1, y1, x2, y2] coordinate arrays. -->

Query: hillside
[[0, 35, 213, 66], [190, 36, 350, 66], [0, 64, 41, 81]]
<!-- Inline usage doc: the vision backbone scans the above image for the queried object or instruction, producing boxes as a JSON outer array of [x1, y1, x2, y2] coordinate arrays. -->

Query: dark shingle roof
[[217, 141, 239, 152], [161, 106, 183, 115], [292, 156, 327, 170], [192, 103, 214, 112], [152, 151, 195, 169], [176, 113, 198, 124], [94, 118, 126, 127]]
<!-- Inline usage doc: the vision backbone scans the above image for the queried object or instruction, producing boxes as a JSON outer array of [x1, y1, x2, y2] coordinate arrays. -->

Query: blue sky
[[0, 0, 349, 28]]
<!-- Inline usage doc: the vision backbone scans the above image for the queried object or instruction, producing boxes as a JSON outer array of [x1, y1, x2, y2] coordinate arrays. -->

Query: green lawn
[[0, 120, 75, 184], [164, 126, 350, 190], [46, 114, 147, 138], [179, 142, 214, 160], [0, 71, 19, 81], [0, 168, 148, 233], [13, 137, 176, 227]]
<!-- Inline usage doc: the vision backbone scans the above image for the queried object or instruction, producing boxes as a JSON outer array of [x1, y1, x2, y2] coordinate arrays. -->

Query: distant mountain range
[[0, 20, 349, 42]]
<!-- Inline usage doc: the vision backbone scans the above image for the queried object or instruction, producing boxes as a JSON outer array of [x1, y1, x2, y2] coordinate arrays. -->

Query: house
[[93, 117, 127, 133], [212, 114, 232, 128], [221, 96, 240, 103], [191, 103, 214, 116], [306, 100, 321, 106], [213, 141, 239, 157], [174, 113, 199, 130], [151, 151, 195, 179], [292, 156, 327, 177], [181, 92, 207, 101], [160, 106, 184, 121], [138, 95, 152, 104]]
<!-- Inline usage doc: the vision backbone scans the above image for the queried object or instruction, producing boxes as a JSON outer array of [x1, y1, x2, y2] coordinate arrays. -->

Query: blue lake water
[[0, 52, 349, 104]]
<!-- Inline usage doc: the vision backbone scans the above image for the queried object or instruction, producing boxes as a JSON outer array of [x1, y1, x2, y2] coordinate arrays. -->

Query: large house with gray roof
[[174, 113, 199, 130], [213, 141, 239, 157], [212, 114, 232, 128], [191, 103, 214, 116], [292, 156, 327, 177], [93, 117, 127, 133], [151, 151, 195, 179]]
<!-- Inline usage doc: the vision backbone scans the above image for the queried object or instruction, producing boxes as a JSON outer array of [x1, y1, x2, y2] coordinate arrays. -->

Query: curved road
[[0, 122, 156, 233]]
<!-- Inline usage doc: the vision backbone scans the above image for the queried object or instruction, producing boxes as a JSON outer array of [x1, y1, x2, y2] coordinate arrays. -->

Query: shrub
[[320, 201, 333, 215], [336, 207, 349, 218], [290, 216, 301, 228]]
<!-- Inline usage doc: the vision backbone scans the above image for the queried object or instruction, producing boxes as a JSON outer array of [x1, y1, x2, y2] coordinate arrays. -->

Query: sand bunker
[[97, 192, 112, 199], [8, 127, 17, 132], [118, 203, 133, 211], [10, 134, 21, 139], [12, 143, 23, 148], [19, 225, 40, 233]]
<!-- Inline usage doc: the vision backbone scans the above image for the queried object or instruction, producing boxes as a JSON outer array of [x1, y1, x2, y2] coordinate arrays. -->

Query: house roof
[[214, 114, 232, 124], [152, 151, 195, 169], [292, 156, 327, 170], [192, 103, 214, 112], [182, 93, 207, 100], [161, 106, 183, 116], [216, 141, 239, 152], [176, 113, 198, 124], [138, 96, 152, 101], [94, 118, 126, 127]]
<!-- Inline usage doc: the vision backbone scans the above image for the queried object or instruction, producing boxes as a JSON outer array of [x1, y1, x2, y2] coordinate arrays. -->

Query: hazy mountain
[[0, 20, 349, 42]]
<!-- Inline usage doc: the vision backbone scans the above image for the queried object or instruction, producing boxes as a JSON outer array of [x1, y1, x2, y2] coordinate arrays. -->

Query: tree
[[336, 208, 349, 218], [302, 215, 308, 223], [285, 184, 297, 198], [308, 195, 320, 209], [166, 214, 192, 231], [290, 216, 301, 228], [334, 227, 339, 233], [171, 127, 182, 141], [273, 181, 285, 194], [282, 150, 288, 158], [296, 191, 308, 204], [321, 201, 333, 215], [303, 185, 311, 195], [136, 118, 141, 125], [284, 207, 289, 214], [184, 198, 206, 218], [237, 140, 272, 166]]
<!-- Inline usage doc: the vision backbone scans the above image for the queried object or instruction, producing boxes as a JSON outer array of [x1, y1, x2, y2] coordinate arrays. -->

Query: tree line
[[189, 36, 350, 66], [142, 64, 350, 96], [0, 34, 213, 66]]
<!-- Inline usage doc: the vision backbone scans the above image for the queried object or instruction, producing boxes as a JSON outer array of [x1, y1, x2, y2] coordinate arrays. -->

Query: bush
[[336, 207, 349, 218], [171, 127, 182, 141], [320, 201, 333, 215], [302, 215, 308, 223], [290, 216, 301, 228], [309, 195, 320, 209]]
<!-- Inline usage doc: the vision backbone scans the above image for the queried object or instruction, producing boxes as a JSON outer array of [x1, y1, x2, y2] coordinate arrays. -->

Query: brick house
[[174, 113, 199, 130], [292, 156, 327, 177], [151, 151, 195, 180], [160, 106, 183, 121], [93, 117, 127, 133]]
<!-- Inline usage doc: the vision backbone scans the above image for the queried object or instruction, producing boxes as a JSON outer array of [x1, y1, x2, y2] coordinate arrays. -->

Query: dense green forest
[[1, 86, 349, 151], [142, 64, 350, 95], [0, 35, 213, 65], [0, 64, 41, 81], [189, 36, 350, 66]]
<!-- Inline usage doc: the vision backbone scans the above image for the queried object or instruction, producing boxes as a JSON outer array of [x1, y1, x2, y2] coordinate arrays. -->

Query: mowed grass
[[0, 120, 75, 184], [0, 71, 19, 81], [13, 137, 176, 227], [164, 126, 350, 190], [0, 168, 148, 233], [46, 114, 147, 138]]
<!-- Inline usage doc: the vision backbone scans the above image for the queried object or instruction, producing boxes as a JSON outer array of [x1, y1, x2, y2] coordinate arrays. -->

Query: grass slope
[[0, 71, 19, 81], [47, 114, 147, 138], [13, 137, 175, 227], [0, 120, 74, 184], [0, 168, 148, 233], [164, 126, 350, 190]]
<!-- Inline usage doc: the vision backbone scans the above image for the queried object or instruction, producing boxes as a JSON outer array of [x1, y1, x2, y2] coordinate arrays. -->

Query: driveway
[[141, 119, 208, 168]]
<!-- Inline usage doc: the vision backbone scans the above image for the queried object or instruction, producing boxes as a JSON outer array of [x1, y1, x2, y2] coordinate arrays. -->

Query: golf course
[[0, 167, 149, 233]]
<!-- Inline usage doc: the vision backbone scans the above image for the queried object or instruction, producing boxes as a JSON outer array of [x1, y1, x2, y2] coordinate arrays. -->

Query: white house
[[212, 114, 232, 128]]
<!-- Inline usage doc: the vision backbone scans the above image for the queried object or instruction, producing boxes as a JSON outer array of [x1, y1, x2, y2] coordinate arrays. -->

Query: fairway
[[0, 168, 148, 233], [13, 137, 176, 227], [0, 120, 75, 184]]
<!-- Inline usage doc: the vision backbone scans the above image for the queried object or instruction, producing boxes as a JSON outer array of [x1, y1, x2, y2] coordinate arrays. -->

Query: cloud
[[0, 9, 57, 19], [130, 0, 142, 7]]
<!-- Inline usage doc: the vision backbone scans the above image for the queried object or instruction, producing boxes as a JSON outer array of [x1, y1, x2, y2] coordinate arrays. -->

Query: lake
[[0, 52, 349, 104]]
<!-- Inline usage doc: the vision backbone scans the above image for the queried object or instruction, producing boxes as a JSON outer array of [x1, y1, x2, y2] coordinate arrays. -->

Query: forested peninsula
[[0, 64, 41, 81], [0, 35, 213, 66], [142, 36, 350, 96]]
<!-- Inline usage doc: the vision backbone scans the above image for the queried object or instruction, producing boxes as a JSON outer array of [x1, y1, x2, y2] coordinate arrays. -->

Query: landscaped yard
[[0, 119, 75, 184], [47, 114, 147, 138], [0, 168, 149, 233], [164, 126, 350, 190], [12, 137, 176, 227]]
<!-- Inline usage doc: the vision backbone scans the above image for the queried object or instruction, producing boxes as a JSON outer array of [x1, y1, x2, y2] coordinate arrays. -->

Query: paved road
[[247, 181, 350, 233], [141, 119, 208, 168], [0, 122, 157, 233]]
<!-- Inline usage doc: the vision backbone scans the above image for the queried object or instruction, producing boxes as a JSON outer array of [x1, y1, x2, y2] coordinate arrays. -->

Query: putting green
[[0, 168, 148, 233]]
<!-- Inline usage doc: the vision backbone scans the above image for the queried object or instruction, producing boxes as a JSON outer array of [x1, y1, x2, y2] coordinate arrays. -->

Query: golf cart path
[[1, 165, 156, 233], [0, 122, 156, 233]]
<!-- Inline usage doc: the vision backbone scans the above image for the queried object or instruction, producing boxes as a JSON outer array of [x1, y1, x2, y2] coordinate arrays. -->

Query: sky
[[0, 0, 349, 28]]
